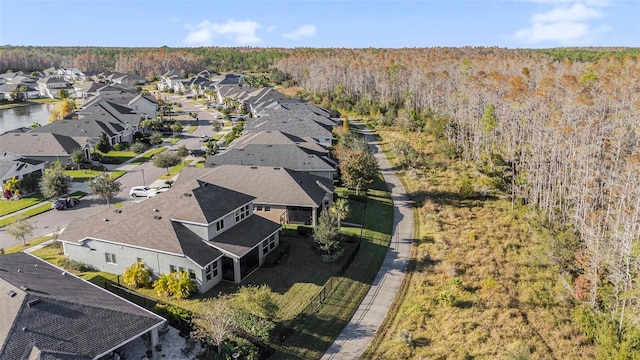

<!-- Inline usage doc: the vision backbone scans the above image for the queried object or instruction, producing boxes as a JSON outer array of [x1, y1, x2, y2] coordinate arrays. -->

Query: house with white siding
[[60, 168, 282, 293]]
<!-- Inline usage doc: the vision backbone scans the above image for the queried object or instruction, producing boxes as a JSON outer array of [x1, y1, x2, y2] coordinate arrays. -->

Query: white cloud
[[266, 26, 277, 33], [514, 1, 609, 44], [282, 25, 317, 40], [184, 19, 262, 46]]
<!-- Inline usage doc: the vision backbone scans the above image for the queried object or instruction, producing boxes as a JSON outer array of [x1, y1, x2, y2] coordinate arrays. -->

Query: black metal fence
[[279, 237, 362, 342]]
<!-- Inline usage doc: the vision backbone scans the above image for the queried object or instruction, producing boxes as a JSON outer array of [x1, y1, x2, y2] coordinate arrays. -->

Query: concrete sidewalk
[[321, 122, 414, 359]]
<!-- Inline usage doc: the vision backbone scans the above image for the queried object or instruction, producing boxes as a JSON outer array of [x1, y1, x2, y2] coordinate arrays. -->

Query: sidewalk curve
[[322, 122, 414, 359]]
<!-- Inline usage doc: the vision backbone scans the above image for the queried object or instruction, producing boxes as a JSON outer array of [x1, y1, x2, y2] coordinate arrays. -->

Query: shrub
[[153, 271, 196, 299], [154, 303, 193, 322], [130, 142, 147, 154], [58, 258, 89, 272], [122, 260, 151, 288], [112, 143, 124, 151], [264, 241, 290, 267]]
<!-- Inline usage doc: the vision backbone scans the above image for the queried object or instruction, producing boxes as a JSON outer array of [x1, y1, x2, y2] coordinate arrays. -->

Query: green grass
[[129, 146, 167, 164], [0, 203, 52, 227], [272, 189, 394, 359], [0, 193, 46, 216], [0, 191, 86, 228], [159, 160, 190, 180], [2, 235, 55, 254], [66, 169, 105, 182]]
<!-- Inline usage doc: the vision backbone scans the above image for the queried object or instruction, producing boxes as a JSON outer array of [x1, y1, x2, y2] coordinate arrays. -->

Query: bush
[[130, 142, 147, 154], [58, 258, 89, 272], [112, 143, 124, 151], [264, 241, 290, 267], [154, 303, 193, 322]]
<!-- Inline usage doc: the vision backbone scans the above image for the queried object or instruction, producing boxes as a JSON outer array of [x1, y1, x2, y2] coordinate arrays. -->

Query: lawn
[[0, 191, 87, 228], [2, 234, 55, 253], [0, 193, 46, 216]]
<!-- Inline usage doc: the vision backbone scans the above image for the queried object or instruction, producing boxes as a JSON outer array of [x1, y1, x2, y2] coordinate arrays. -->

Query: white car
[[147, 187, 170, 198], [129, 186, 153, 198]]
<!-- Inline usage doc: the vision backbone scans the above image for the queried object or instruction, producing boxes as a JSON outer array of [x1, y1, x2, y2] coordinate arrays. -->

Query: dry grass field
[[364, 128, 594, 359]]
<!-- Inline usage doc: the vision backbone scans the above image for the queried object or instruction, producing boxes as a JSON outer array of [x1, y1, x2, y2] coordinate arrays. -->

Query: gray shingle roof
[[229, 130, 327, 154], [206, 144, 335, 173], [0, 253, 164, 360], [209, 214, 282, 257], [61, 168, 267, 261], [0, 133, 86, 157], [197, 165, 334, 207]]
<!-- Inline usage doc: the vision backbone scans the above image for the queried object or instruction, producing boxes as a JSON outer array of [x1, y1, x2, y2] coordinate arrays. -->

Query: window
[[105, 253, 117, 264], [169, 265, 177, 273], [265, 206, 271, 212], [205, 262, 219, 281], [256, 205, 263, 211], [188, 269, 196, 280], [262, 234, 276, 253], [216, 219, 225, 231], [236, 205, 250, 221]]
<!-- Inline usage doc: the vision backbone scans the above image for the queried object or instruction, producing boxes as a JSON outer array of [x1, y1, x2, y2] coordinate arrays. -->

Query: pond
[[0, 103, 53, 134]]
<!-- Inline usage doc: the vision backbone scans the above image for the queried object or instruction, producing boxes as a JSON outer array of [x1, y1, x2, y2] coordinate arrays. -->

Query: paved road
[[321, 122, 414, 359]]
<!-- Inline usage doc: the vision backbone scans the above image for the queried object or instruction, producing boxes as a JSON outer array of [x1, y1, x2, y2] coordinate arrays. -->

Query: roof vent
[[114, 209, 122, 213], [20, 285, 29, 291], [153, 215, 162, 220], [62, 271, 67, 276], [34, 264, 38, 268], [27, 299, 40, 307], [17, 269, 21, 273], [273, 167, 280, 170], [7, 290, 17, 297], [103, 218, 109, 221], [250, 166, 257, 169], [153, 209, 159, 212]]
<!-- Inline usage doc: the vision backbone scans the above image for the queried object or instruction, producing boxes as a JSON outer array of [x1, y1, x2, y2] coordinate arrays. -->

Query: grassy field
[[0, 193, 46, 216], [362, 128, 593, 359]]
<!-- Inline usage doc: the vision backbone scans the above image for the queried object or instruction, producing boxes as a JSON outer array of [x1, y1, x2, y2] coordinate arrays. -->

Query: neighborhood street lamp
[[141, 169, 146, 186]]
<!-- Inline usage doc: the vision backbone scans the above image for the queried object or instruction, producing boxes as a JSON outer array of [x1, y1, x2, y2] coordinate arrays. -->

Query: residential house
[[0, 252, 165, 360], [0, 153, 46, 189], [198, 165, 334, 225], [157, 69, 187, 92], [37, 76, 73, 98], [243, 111, 336, 147], [206, 143, 336, 180], [229, 130, 328, 155], [60, 169, 282, 293], [34, 99, 145, 146], [0, 132, 90, 167]]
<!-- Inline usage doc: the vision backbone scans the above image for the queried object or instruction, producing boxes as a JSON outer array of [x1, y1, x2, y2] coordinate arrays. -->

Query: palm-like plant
[[329, 198, 350, 226], [122, 261, 151, 288]]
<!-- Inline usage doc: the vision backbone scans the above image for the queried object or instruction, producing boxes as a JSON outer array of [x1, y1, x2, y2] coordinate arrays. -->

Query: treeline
[[534, 47, 640, 62], [275, 47, 640, 355], [0, 46, 292, 76]]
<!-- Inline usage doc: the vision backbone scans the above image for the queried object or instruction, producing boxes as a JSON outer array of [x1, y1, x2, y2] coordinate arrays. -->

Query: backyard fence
[[103, 283, 192, 334]]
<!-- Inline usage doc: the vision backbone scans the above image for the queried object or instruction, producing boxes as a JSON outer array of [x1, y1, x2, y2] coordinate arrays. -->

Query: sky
[[1, 0, 638, 49]]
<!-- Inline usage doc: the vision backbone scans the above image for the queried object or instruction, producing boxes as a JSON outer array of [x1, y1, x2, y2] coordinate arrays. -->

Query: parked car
[[146, 187, 170, 198], [189, 149, 206, 156], [51, 197, 80, 210], [129, 186, 153, 198], [199, 135, 210, 142]]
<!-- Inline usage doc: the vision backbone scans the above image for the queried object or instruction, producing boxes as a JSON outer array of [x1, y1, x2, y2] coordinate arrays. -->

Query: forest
[[1, 45, 639, 357], [275, 47, 640, 358]]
